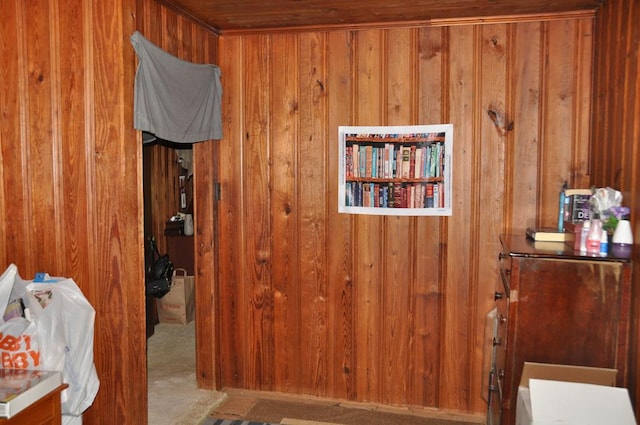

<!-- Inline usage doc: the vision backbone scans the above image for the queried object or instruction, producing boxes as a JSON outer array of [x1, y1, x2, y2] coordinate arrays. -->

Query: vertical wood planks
[[0, 0, 31, 270], [539, 20, 587, 224], [25, 0, 55, 274], [270, 32, 300, 394], [382, 28, 415, 406], [243, 33, 274, 389], [325, 30, 356, 401], [472, 23, 508, 414], [216, 16, 596, 414], [217, 34, 246, 388], [509, 22, 542, 233], [1, 1, 609, 421], [441, 24, 475, 411], [1, 1, 220, 423], [592, 0, 640, 416], [353, 29, 385, 403], [90, 0, 142, 422], [297, 31, 329, 396], [412, 26, 445, 407]]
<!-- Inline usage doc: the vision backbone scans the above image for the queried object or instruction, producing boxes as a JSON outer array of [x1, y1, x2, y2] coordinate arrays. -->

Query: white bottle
[[183, 214, 194, 236], [612, 219, 633, 245], [579, 220, 590, 252]]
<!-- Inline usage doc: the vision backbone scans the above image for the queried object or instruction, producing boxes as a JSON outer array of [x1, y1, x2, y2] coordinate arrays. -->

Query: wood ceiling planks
[[160, 0, 603, 32]]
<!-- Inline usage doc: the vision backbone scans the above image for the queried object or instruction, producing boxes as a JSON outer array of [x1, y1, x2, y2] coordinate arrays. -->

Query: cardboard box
[[516, 362, 636, 425]]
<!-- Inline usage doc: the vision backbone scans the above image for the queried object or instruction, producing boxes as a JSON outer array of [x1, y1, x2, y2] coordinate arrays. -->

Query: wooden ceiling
[[159, 0, 604, 32]]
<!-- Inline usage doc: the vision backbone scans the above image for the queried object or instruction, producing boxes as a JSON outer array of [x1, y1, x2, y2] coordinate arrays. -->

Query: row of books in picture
[[346, 132, 446, 142], [345, 142, 445, 180], [345, 181, 445, 209]]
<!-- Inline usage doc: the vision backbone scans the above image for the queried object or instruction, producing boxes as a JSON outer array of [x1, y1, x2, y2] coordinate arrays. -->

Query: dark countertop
[[500, 234, 632, 263]]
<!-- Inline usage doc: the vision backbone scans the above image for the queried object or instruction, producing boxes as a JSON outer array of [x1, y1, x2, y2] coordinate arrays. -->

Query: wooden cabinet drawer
[[492, 235, 632, 425]]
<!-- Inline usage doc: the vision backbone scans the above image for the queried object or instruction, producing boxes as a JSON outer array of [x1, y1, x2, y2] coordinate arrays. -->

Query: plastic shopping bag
[[0, 265, 42, 370], [0, 264, 99, 422]]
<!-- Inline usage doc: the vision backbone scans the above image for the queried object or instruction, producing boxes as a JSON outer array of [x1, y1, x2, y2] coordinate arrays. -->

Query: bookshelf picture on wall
[[338, 124, 453, 216]]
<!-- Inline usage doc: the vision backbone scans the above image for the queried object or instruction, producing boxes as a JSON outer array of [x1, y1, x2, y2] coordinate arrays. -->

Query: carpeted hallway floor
[[148, 321, 227, 425]]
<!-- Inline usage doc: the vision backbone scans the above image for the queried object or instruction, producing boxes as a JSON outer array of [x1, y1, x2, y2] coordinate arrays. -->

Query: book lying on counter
[[526, 227, 575, 242], [532, 240, 571, 252], [0, 369, 62, 418]]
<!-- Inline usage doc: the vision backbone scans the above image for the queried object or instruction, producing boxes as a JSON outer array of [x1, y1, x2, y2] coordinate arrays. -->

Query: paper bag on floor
[[157, 268, 194, 324]]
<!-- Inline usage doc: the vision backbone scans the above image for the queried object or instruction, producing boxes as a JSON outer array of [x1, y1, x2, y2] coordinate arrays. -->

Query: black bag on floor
[[145, 236, 174, 298]]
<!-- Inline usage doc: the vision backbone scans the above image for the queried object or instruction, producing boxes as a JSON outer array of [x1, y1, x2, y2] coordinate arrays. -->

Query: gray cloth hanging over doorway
[[131, 31, 222, 143]]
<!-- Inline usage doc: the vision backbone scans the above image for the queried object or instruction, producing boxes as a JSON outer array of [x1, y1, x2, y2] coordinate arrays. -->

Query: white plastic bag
[[0, 264, 42, 370], [0, 264, 99, 422]]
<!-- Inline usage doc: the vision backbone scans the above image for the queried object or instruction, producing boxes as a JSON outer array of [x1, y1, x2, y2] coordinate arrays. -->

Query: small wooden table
[[0, 384, 68, 425]]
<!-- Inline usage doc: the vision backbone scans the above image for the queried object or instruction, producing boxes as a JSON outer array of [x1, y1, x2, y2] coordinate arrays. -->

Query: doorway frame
[[192, 139, 219, 389]]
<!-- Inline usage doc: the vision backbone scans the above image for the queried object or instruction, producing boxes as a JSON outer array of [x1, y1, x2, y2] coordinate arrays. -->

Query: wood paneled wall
[[216, 16, 595, 414], [0, 0, 218, 424], [0, 0, 141, 423], [592, 0, 640, 418], [3, 0, 639, 423]]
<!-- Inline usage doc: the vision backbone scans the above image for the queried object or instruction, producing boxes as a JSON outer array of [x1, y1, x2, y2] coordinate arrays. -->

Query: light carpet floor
[[148, 321, 227, 425]]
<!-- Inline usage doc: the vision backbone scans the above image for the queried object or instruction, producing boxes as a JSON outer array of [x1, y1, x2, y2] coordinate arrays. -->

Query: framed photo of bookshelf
[[338, 124, 453, 216]]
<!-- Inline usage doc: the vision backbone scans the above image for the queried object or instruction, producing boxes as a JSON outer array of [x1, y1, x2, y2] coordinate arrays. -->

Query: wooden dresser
[[486, 234, 632, 425]]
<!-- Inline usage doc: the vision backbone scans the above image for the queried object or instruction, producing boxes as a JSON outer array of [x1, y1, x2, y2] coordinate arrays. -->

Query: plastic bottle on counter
[[600, 229, 609, 256], [579, 220, 591, 252], [558, 181, 568, 231], [586, 219, 602, 254]]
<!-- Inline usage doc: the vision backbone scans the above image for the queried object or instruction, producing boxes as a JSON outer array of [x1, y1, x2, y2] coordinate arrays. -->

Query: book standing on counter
[[526, 227, 575, 242], [0, 369, 62, 418], [564, 188, 592, 223]]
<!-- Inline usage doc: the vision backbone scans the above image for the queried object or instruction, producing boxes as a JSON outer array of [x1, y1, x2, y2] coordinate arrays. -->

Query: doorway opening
[[143, 139, 221, 424]]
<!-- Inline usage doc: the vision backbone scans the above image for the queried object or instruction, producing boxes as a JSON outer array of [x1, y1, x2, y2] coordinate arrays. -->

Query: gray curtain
[[131, 31, 222, 143]]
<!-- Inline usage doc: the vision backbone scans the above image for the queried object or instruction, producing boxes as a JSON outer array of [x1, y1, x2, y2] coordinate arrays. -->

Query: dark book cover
[[569, 194, 591, 222]]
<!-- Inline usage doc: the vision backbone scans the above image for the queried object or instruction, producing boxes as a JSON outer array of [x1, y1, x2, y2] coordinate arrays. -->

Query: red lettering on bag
[[0, 334, 20, 351], [11, 352, 29, 369], [23, 335, 31, 350], [1, 350, 40, 369], [1, 352, 12, 368], [29, 350, 40, 367], [1, 334, 41, 368]]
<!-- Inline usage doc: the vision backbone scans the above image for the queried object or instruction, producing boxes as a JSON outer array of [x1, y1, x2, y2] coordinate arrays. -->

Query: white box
[[516, 362, 636, 425]]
